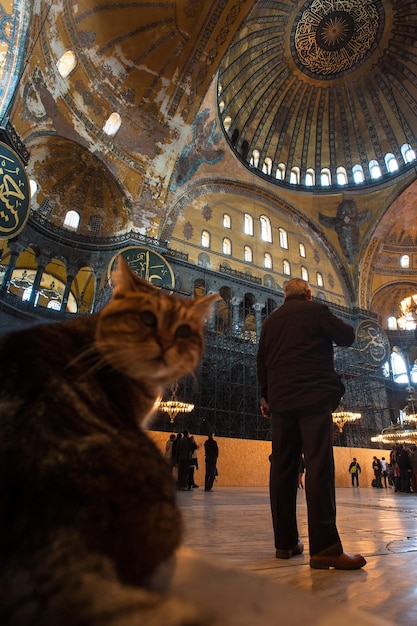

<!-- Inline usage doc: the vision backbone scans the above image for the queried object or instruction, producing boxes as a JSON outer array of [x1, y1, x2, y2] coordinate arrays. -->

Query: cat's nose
[[158, 337, 172, 352]]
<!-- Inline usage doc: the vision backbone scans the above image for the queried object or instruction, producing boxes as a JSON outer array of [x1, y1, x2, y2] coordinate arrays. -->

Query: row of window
[[201, 242, 324, 285], [221, 113, 416, 186], [249, 145, 416, 186], [220, 213, 300, 251], [202, 227, 306, 258]]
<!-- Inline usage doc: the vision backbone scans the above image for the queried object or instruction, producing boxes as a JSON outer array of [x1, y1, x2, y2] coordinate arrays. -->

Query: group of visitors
[[348, 447, 417, 493], [387, 444, 417, 493], [164, 430, 219, 492]]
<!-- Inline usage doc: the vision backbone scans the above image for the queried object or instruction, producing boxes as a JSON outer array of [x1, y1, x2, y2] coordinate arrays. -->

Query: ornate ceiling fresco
[[5, 0, 417, 325], [219, 0, 417, 188]]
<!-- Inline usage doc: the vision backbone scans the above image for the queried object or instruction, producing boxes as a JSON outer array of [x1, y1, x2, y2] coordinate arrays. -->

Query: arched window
[[201, 230, 210, 248], [244, 213, 254, 236], [47, 300, 61, 310], [369, 159, 381, 179], [64, 210, 80, 230], [103, 112, 122, 136], [230, 128, 239, 146], [320, 168, 331, 186], [299, 243, 306, 258], [222, 237, 232, 256], [198, 253, 211, 269], [276, 163, 286, 180], [385, 153, 398, 173], [401, 143, 416, 164], [336, 166, 348, 185], [305, 168, 315, 186], [279, 227, 288, 249], [29, 179, 38, 197], [260, 215, 272, 242], [244, 245, 253, 263], [316, 271, 324, 287], [223, 115, 232, 132], [301, 266, 309, 281], [57, 50, 77, 77], [250, 150, 260, 168], [223, 213, 231, 228], [283, 259, 291, 276], [400, 254, 410, 269], [352, 164, 365, 183], [290, 167, 300, 184], [219, 100, 225, 113], [387, 316, 398, 330], [391, 348, 408, 384], [88, 215, 102, 235], [263, 157, 273, 175], [264, 252, 273, 269]]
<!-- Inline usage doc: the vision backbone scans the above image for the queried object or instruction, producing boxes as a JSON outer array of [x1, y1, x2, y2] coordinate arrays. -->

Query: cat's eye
[[140, 311, 157, 327], [175, 324, 191, 338]]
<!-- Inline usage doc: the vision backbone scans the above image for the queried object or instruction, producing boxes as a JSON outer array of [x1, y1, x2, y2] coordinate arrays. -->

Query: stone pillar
[[1, 244, 21, 291], [207, 291, 218, 330], [60, 268, 76, 312], [230, 296, 242, 335], [28, 254, 49, 306], [252, 302, 264, 341]]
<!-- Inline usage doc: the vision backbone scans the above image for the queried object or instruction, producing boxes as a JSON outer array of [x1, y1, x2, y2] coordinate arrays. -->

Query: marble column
[[231, 296, 242, 335], [252, 302, 264, 340], [28, 254, 49, 306]]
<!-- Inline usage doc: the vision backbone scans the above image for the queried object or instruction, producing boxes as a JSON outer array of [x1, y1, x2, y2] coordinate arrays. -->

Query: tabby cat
[[0, 257, 217, 625]]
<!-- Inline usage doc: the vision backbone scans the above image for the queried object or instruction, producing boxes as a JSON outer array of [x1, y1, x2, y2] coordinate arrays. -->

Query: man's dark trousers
[[270, 401, 342, 557]]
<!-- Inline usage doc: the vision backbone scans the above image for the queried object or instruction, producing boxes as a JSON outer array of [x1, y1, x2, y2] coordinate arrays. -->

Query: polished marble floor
[[177, 485, 417, 626]]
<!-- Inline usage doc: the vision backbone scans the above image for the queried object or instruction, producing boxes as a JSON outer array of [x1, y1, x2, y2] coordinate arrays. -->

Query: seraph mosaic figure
[[319, 198, 371, 264]]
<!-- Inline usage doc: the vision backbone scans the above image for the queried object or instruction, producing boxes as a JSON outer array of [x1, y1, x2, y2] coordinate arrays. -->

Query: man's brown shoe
[[276, 540, 304, 559], [310, 552, 366, 570]]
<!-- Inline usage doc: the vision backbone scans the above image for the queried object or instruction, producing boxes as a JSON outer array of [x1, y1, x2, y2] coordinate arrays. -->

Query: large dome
[[218, 0, 417, 190]]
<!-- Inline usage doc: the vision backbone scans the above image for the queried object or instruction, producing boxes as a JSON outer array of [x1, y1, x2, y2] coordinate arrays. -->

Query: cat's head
[[95, 256, 218, 390]]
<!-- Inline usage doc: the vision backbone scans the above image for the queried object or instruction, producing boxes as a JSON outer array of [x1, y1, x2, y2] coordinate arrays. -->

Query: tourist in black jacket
[[257, 278, 366, 570]]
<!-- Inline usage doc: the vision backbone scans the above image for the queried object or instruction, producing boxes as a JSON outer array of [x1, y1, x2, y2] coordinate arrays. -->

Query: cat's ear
[[191, 293, 221, 322], [111, 256, 157, 297]]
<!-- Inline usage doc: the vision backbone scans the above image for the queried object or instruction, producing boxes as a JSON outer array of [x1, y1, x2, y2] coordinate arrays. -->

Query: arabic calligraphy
[[294, 0, 380, 77], [109, 246, 175, 289], [355, 320, 390, 365], [0, 142, 30, 238]]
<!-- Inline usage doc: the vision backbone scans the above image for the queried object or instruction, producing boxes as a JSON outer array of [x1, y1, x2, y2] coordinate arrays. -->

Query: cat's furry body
[[0, 259, 217, 625]]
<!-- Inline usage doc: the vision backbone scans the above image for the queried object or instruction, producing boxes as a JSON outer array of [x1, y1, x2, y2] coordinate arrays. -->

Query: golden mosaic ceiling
[[218, 0, 417, 188]]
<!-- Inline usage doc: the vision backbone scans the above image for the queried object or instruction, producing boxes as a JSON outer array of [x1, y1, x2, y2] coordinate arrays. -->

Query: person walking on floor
[[348, 457, 361, 487], [257, 277, 366, 570], [176, 430, 194, 491], [204, 433, 219, 492], [380, 456, 388, 488]]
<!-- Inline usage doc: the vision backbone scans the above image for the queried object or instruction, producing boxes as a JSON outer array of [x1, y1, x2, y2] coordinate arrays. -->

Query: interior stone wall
[[149, 430, 391, 489]]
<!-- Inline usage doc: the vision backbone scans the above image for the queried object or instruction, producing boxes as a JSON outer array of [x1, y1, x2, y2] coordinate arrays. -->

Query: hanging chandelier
[[371, 424, 417, 445], [332, 410, 362, 432], [157, 382, 194, 424], [371, 388, 417, 444]]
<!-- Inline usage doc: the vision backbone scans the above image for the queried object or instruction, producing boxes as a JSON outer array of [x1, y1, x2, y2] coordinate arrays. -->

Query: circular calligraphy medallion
[[0, 141, 31, 238], [355, 320, 390, 366], [292, 0, 383, 79], [108, 246, 175, 290]]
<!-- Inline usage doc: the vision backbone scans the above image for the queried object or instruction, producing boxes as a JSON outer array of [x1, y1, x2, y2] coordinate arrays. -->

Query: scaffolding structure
[[154, 326, 394, 448]]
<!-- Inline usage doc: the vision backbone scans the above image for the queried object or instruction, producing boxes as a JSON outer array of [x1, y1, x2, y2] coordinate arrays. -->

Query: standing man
[[257, 278, 366, 570], [204, 433, 219, 492], [348, 457, 361, 487], [372, 456, 383, 488]]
